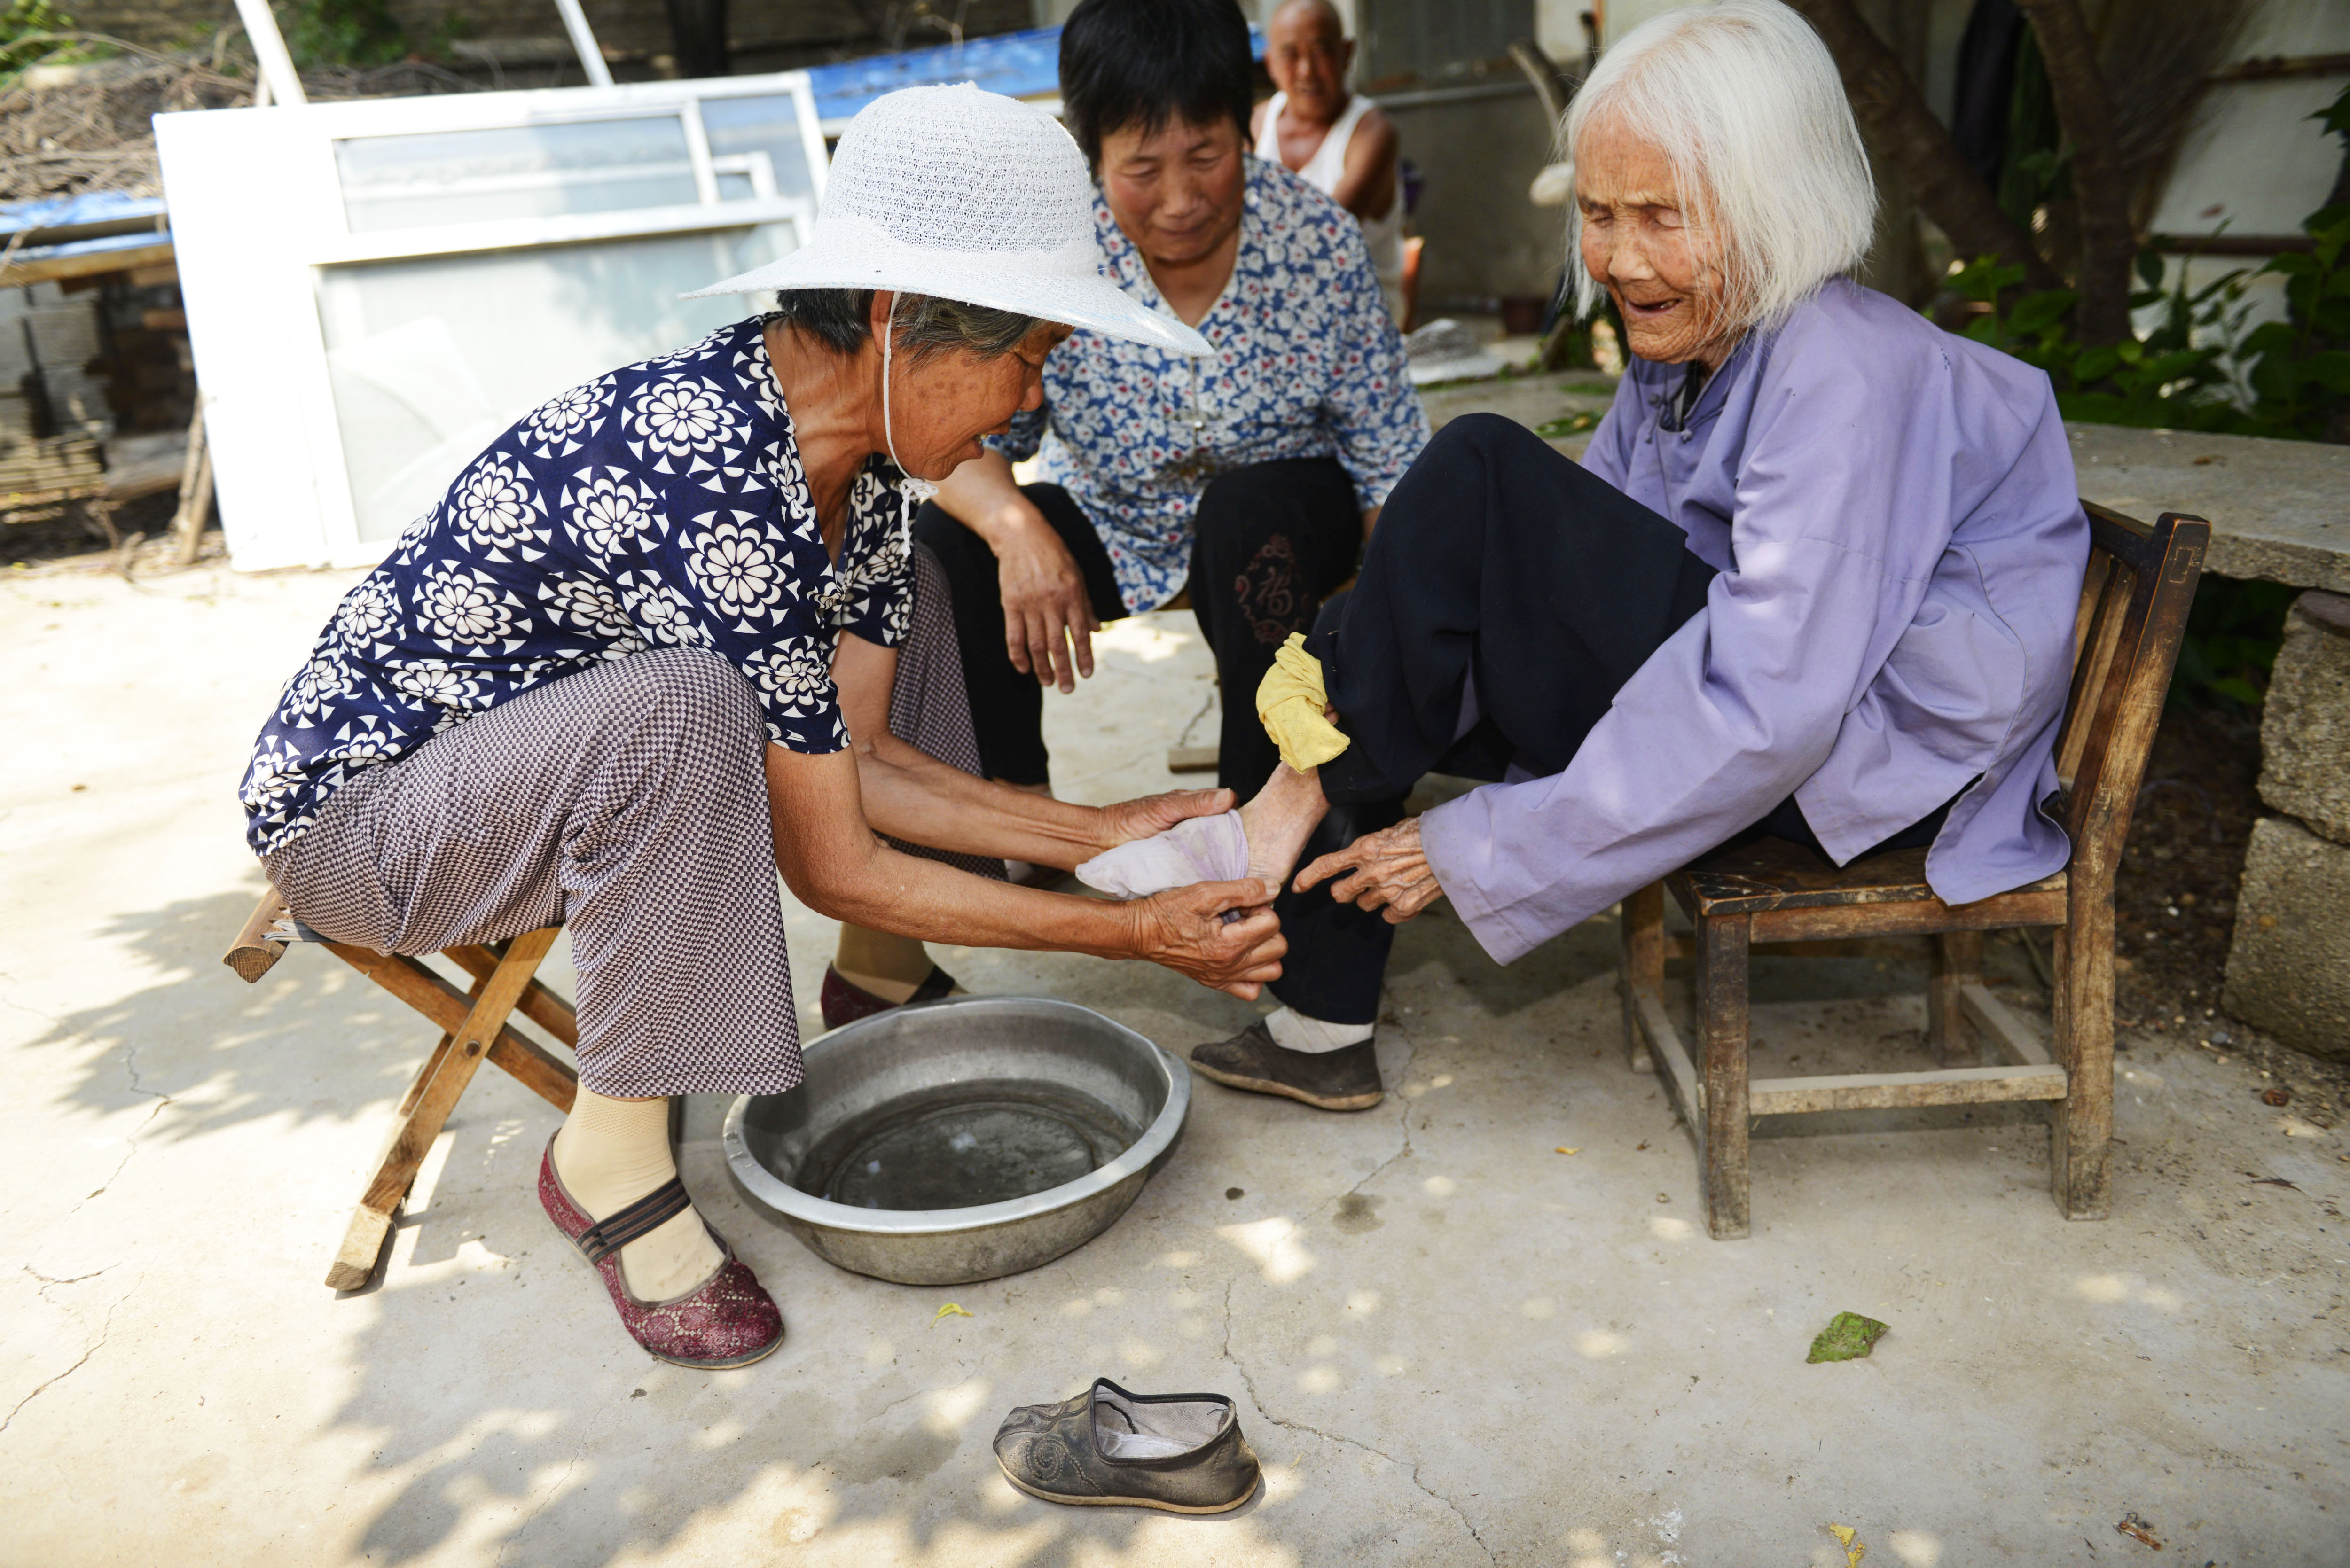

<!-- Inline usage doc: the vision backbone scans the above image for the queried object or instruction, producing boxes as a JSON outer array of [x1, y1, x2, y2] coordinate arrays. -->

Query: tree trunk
[[1785, 0, 2061, 293], [2015, 0, 2137, 344], [663, 0, 730, 79]]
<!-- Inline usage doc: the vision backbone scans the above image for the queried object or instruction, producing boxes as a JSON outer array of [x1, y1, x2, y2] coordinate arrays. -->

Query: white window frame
[[156, 73, 827, 571]]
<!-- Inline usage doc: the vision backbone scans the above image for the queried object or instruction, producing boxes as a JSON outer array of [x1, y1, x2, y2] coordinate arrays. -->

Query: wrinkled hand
[[1098, 786, 1238, 850], [1292, 816, 1443, 924], [993, 512, 1098, 693], [1131, 878, 1286, 999]]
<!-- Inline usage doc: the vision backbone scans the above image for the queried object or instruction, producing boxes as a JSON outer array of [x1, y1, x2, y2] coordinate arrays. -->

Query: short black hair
[[1060, 0, 1256, 170]]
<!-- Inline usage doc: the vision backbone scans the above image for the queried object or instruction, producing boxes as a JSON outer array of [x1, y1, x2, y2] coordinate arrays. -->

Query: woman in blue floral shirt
[[915, 0, 1428, 1068], [240, 87, 1285, 1372]]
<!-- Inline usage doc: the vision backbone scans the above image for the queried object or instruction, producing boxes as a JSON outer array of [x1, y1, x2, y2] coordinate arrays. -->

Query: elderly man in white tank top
[[1251, 0, 1406, 320]]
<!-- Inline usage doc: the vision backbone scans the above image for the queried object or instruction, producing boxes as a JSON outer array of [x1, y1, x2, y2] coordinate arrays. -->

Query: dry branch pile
[[0, 35, 480, 204]]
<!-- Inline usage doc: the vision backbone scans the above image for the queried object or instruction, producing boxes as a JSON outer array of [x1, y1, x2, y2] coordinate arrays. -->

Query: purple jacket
[[1421, 278, 2088, 964]]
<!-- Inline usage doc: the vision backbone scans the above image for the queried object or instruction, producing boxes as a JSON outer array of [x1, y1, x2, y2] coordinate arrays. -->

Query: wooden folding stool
[[224, 897, 580, 1289], [1620, 502, 2209, 1238]]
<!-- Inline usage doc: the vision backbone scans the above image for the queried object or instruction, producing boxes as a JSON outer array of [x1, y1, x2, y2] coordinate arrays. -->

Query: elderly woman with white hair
[[1088, 0, 2087, 1114]]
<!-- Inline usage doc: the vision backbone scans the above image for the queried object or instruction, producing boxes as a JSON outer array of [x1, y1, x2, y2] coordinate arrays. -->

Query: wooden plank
[[1620, 882, 1663, 1073], [325, 1207, 395, 1293], [222, 892, 291, 983], [1749, 1061, 2066, 1114], [1928, 930, 1984, 1066], [1165, 745, 1220, 774], [0, 238, 177, 289], [1746, 886, 2067, 944], [323, 928, 561, 1290], [1694, 915, 1752, 1240], [1629, 987, 1703, 1126], [1958, 982, 2052, 1067], [446, 944, 580, 1049], [322, 941, 577, 1110], [2050, 908, 2116, 1220]]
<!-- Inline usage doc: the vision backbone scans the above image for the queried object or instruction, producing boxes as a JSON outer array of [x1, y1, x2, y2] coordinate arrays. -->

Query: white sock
[[1264, 1006, 1375, 1054], [1075, 809, 1250, 898], [551, 1089, 725, 1303]]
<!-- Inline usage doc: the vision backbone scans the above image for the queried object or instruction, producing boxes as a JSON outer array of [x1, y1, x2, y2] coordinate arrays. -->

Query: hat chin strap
[[880, 304, 938, 551]]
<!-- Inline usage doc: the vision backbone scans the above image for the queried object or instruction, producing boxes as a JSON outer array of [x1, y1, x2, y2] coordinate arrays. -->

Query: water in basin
[[794, 1077, 1144, 1211]]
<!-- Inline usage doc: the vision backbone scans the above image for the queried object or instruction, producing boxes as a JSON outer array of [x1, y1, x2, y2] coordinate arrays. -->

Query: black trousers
[[1273, 414, 1947, 1024], [915, 458, 1363, 796]]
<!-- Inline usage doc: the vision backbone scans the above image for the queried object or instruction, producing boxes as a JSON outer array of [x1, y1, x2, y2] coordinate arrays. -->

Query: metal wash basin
[[722, 995, 1190, 1286]]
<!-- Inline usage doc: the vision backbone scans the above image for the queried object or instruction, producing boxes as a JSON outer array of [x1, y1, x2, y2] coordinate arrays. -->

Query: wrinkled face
[[1574, 117, 1737, 367], [885, 320, 1072, 480], [1265, 4, 1352, 123], [1097, 115, 1248, 272]]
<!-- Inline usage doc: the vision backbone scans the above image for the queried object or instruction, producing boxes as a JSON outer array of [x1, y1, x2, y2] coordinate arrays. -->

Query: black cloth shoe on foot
[[994, 1380, 1260, 1514], [1189, 1021, 1383, 1111]]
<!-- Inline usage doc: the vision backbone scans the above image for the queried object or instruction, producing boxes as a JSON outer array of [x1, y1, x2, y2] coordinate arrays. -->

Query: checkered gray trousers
[[264, 544, 999, 1097]]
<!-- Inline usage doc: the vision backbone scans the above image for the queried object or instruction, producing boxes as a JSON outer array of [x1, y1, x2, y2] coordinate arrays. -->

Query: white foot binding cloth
[[1076, 809, 1250, 898]]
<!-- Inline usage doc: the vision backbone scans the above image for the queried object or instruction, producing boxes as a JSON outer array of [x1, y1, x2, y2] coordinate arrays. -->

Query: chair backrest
[[2053, 502, 2211, 896]]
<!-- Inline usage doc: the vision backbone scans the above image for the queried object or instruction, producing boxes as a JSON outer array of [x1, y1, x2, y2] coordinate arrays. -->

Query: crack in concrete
[[0, 1277, 132, 1436], [1216, 1274, 1494, 1566], [64, 1044, 172, 1221], [868, 1363, 981, 1427], [1305, 1013, 1424, 1225], [25, 1264, 116, 1288]]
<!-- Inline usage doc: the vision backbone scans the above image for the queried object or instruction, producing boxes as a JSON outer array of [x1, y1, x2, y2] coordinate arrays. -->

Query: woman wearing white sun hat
[[237, 84, 1286, 1370]]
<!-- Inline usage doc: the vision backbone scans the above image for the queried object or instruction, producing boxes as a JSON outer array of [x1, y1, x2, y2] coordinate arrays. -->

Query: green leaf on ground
[[1806, 1311, 1889, 1363]]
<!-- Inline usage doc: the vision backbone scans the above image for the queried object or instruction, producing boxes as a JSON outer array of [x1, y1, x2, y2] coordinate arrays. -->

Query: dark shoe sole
[[1188, 1056, 1384, 1112], [998, 1461, 1258, 1514]]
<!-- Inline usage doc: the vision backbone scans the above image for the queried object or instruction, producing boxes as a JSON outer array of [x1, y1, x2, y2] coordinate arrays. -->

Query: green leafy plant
[[276, 0, 408, 70], [0, 0, 95, 79]]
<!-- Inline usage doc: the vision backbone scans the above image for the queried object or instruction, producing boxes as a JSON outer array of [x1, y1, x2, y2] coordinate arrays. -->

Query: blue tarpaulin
[[803, 24, 1265, 130]]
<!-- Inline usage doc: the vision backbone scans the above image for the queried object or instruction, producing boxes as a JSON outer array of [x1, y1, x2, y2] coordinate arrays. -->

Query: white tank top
[[1256, 90, 1405, 307]]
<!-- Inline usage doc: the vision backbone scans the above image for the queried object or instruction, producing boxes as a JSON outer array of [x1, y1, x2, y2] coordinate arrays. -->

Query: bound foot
[[1076, 765, 1330, 900], [1236, 764, 1329, 891]]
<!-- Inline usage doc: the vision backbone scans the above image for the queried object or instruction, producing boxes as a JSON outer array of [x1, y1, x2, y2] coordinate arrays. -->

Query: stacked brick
[[2222, 591, 2350, 1063]]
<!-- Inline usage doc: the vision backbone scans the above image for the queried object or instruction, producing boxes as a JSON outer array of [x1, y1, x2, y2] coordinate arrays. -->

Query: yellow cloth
[[1255, 632, 1351, 772]]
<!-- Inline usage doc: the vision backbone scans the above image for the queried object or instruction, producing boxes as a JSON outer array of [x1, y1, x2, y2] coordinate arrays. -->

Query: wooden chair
[[223, 897, 579, 1289], [1620, 502, 2210, 1239]]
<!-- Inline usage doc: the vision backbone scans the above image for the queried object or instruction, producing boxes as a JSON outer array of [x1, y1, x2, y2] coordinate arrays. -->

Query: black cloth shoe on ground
[[994, 1380, 1260, 1513], [818, 963, 956, 1032], [1189, 1021, 1383, 1111]]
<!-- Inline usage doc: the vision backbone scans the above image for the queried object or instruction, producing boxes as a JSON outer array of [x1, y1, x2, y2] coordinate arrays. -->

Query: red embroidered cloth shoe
[[538, 1140, 784, 1369]]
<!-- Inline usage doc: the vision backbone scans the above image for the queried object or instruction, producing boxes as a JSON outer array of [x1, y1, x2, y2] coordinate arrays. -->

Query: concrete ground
[[3, 558, 2347, 1568]]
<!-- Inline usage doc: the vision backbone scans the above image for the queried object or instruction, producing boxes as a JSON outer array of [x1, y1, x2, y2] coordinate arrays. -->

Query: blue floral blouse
[[239, 316, 913, 857], [988, 156, 1430, 613]]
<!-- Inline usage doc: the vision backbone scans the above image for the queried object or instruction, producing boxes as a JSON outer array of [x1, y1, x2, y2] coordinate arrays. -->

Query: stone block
[[2222, 815, 2350, 1062], [2259, 591, 2350, 845]]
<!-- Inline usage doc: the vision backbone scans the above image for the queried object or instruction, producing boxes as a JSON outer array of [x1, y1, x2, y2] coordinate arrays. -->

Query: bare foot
[[1237, 764, 1330, 890]]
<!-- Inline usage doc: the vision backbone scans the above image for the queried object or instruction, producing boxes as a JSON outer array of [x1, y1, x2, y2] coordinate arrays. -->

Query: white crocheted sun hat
[[692, 83, 1210, 358]]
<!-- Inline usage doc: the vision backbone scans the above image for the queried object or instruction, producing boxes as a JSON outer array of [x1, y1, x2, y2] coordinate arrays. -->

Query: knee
[[1195, 466, 1279, 547], [626, 646, 765, 755], [1426, 411, 1541, 468]]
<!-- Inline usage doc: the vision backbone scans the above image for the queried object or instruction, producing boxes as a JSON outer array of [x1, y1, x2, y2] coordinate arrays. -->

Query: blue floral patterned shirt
[[988, 156, 1430, 613], [239, 316, 913, 856]]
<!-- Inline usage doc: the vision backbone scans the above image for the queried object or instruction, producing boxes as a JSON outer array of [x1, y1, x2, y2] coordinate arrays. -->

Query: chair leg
[[1621, 882, 1664, 1074], [1927, 930, 1984, 1066], [1693, 912, 1752, 1240], [325, 928, 563, 1290], [2049, 911, 2115, 1221]]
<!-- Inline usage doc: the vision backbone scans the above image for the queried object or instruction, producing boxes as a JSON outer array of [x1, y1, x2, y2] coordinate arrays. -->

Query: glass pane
[[697, 94, 816, 204], [336, 117, 701, 233], [314, 222, 799, 542]]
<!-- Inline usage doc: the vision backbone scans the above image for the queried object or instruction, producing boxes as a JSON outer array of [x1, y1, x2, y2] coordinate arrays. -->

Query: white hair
[[1563, 0, 1876, 334]]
